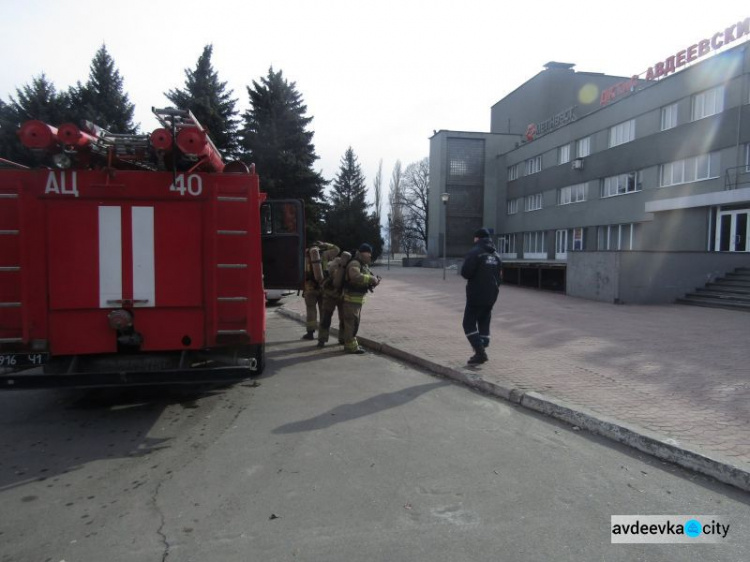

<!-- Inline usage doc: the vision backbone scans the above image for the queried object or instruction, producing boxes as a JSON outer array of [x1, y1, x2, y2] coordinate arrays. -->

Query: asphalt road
[[0, 312, 748, 562]]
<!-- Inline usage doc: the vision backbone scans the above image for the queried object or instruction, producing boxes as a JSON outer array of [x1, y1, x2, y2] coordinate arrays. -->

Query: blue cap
[[474, 228, 490, 239], [359, 243, 373, 253]]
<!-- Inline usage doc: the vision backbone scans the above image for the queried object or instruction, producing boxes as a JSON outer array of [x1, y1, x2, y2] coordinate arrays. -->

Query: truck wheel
[[253, 344, 265, 375]]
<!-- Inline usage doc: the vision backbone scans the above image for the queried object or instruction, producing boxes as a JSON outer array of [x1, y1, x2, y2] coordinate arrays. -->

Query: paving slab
[[277, 264, 750, 491]]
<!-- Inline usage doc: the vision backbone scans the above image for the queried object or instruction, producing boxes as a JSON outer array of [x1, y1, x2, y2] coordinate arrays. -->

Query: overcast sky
[[0, 1, 746, 201]]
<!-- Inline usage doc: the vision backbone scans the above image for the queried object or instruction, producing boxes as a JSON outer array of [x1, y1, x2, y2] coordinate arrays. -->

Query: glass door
[[555, 229, 568, 260], [716, 209, 750, 252]]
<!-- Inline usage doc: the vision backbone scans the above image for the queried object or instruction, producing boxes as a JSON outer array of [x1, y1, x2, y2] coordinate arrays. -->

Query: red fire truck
[[0, 108, 304, 388]]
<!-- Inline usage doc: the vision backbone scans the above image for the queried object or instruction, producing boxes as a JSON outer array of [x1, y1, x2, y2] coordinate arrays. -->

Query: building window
[[523, 231, 546, 258], [661, 103, 678, 131], [577, 136, 591, 158], [524, 192, 543, 212], [559, 183, 587, 205], [746, 144, 750, 171], [601, 172, 642, 197], [659, 152, 720, 187], [572, 227, 584, 251], [498, 234, 517, 258], [524, 155, 542, 175], [507, 163, 520, 181], [597, 224, 636, 251], [507, 198, 519, 215], [558, 144, 571, 165], [609, 119, 635, 148], [692, 85, 724, 121]]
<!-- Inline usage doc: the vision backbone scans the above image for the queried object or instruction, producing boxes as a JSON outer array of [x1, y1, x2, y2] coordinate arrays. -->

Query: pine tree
[[240, 67, 327, 240], [69, 45, 136, 133], [330, 147, 368, 210], [165, 44, 239, 157], [0, 74, 69, 165], [324, 147, 383, 258]]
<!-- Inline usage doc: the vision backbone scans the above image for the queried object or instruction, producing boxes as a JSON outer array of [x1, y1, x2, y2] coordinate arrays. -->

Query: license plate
[[0, 353, 49, 367]]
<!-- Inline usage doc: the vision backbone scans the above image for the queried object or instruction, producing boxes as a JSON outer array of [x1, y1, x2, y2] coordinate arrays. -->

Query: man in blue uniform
[[460, 228, 502, 365]]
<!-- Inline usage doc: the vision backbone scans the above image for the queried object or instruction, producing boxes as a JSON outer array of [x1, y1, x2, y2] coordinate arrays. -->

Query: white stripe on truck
[[132, 207, 155, 307], [98, 206, 122, 308]]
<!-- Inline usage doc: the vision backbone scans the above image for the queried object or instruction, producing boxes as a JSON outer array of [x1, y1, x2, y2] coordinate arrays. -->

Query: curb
[[275, 307, 750, 493]]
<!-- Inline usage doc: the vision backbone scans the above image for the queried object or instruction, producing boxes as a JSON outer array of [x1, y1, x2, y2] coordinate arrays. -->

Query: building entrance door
[[716, 209, 749, 252], [555, 229, 568, 260]]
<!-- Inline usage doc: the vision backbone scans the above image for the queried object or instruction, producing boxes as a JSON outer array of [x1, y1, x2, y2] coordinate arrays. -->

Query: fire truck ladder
[[80, 120, 153, 169], [0, 188, 24, 346], [213, 181, 252, 340]]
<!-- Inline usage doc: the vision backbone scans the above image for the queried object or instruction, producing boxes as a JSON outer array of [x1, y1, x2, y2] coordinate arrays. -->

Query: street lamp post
[[441, 192, 450, 280], [387, 214, 392, 271]]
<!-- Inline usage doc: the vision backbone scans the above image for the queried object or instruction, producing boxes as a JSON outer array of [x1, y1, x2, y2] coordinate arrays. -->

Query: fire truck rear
[[0, 108, 304, 388]]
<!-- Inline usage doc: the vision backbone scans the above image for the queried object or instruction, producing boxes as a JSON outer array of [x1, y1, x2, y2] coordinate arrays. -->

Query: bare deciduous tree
[[388, 160, 403, 258], [373, 158, 383, 223], [398, 157, 429, 255]]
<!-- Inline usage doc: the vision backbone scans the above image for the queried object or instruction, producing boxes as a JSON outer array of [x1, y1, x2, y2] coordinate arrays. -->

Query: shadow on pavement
[[272, 381, 449, 434], [0, 385, 219, 492]]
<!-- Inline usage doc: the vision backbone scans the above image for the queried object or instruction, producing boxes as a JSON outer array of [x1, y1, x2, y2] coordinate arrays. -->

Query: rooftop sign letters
[[644, 17, 749, 81], [601, 17, 749, 106], [525, 106, 577, 141]]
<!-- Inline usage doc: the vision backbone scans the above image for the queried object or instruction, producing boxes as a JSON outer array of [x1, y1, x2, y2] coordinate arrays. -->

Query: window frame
[[572, 227, 584, 251], [601, 172, 642, 198], [507, 198, 519, 215], [524, 155, 543, 176], [498, 234, 518, 258], [609, 119, 636, 148], [692, 85, 725, 121], [558, 144, 571, 165], [559, 183, 587, 205], [523, 231, 547, 259], [659, 152, 720, 187], [507, 163, 520, 181], [597, 224, 635, 251], [524, 192, 543, 212], [577, 136, 591, 158], [661, 103, 678, 131]]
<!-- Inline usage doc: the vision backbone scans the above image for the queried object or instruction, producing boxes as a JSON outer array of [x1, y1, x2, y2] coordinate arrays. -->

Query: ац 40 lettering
[[169, 174, 203, 197]]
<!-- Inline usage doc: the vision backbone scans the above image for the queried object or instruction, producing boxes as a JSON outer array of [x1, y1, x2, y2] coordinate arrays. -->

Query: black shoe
[[316, 341, 325, 348], [302, 331, 315, 340], [338, 340, 345, 345], [467, 350, 488, 365]]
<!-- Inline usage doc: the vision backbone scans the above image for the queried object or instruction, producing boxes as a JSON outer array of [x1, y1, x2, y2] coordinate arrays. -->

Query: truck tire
[[254, 344, 266, 375]]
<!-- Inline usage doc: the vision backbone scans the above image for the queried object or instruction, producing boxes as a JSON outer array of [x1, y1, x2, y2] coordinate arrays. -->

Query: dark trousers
[[463, 304, 493, 349]]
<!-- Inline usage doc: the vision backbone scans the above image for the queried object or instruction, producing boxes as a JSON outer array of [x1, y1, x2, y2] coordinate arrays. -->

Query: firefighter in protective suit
[[316, 251, 351, 348], [342, 243, 380, 354], [302, 241, 340, 340]]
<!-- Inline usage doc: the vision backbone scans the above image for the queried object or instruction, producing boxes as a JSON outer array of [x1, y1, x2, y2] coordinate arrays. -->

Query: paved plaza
[[279, 264, 750, 488]]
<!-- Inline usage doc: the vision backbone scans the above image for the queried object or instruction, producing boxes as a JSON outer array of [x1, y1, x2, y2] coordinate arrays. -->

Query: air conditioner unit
[[572, 158, 584, 170]]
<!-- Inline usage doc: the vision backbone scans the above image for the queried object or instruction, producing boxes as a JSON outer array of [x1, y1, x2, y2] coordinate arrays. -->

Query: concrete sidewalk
[[277, 265, 750, 492]]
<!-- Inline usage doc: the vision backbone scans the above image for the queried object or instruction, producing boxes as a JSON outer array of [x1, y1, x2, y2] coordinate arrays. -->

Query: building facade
[[429, 22, 750, 303]]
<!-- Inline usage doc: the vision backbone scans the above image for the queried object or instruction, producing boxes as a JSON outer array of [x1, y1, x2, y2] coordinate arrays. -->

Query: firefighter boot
[[467, 346, 488, 365], [302, 330, 315, 340]]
